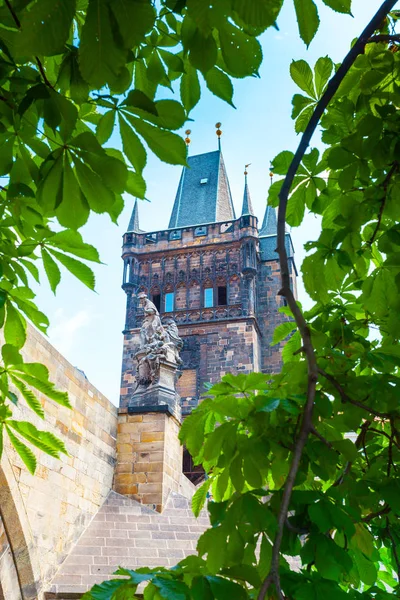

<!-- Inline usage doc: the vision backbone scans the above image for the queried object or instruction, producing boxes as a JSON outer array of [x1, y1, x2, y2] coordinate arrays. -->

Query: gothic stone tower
[[120, 145, 297, 421]]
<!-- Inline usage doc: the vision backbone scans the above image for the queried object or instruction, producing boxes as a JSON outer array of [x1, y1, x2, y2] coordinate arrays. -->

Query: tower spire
[[241, 164, 255, 216], [259, 204, 277, 236], [127, 199, 141, 233]]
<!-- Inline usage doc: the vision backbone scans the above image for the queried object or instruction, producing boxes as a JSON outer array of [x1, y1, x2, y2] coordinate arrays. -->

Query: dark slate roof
[[168, 150, 236, 228], [48, 491, 209, 596], [241, 177, 255, 216], [259, 234, 295, 262], [127, 199, 143, 233], [259, 205, 277, 237]]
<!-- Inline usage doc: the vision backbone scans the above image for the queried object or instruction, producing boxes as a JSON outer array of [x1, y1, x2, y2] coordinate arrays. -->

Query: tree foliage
[[80, 2, 400, 599], [1, 0, 400, 598]]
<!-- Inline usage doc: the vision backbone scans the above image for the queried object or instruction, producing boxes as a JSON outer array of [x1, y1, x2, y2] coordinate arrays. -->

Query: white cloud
[[48, 308, 97, 356]]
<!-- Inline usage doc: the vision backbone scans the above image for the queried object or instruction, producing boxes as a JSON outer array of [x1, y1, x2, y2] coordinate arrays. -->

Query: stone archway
[[0, 465, 39, 600]]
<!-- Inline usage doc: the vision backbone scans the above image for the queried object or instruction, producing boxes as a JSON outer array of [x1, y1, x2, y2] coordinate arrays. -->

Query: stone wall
[[114, 409, 187, 512], [1, 324, 117, 599], [257, 259, 296, 373]]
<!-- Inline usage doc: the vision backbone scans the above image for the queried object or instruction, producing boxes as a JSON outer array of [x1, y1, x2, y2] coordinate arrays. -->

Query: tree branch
[[368, 34, 400, 43], [362, 504, 391, 523], [258, 2, 400, 598], [318, 369, 391, 419]]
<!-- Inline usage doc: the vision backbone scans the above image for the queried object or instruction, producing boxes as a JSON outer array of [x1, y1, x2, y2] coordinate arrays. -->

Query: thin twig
[[369, 427, 400, 449], [35, 57, 55, 89], [368, 34, 400, 42], [310, 426, 336, 450], [4, 0, 20, 27], [258, 3, 400, 597], [368, 161, 399, 245]]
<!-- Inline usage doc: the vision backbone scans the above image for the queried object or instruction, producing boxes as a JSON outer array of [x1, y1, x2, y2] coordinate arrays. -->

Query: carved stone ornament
[[134, 293, 183, 389]]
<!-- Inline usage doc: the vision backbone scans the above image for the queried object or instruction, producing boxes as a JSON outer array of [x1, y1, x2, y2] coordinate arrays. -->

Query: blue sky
[[34, 0, 394, 403]]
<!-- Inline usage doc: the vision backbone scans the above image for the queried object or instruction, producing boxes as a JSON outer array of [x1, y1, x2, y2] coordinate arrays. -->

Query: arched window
[[150, 286, 161, 312], [216, 277, 227, 306]]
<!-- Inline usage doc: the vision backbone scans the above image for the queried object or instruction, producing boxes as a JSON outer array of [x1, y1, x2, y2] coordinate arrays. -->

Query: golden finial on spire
[[244, 163, 251, 176], [185, 129, 191, 146], [215, 122, 222, 149], [269, 162, 274, 186]]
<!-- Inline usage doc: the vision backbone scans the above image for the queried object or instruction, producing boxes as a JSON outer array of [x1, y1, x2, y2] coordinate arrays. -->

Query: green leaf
[[96, 110, 116, 144], [322, 0, 351, 13], [37, 156, 63, 212], [192, 478, 211, 517], [189, 30, 217, 73], [129, 117, 188, 166], [47, 230, 101, 263], [79, 0, 126, 88], [152, 577, 190, 599], [47, 249, 95, 290], [314, 56, 333, 98], [15, 372, 71, 408], [126, 171, 146, 199], [41, 248, 61, 294], [243, 455, 263, 488], [205, 68, 235, 107], [6, 426, 37, 475], [2, 344, 22, 366], [293, 0, 320, 46], [119, 115, 147, 172], [17, 0, 76, 56], [110, 0, 156, 48], [56, 156, 90, 230], [290, 59, 316, 98], [181, 64, 201, 112], [74, 159, 115, 214], [258, 535, 272, 579], [272, 151, 294, 175], [232, 0, 284, 31], [272, 321, 297, 345], [207, 576, 247, 600], [8, 420, 67, 458], [10, 375, 45, 419], [219, 21, 262, 78], [153, 100, 186, 130], [4, 302, 26, 349], [124, 90, 158, 116]]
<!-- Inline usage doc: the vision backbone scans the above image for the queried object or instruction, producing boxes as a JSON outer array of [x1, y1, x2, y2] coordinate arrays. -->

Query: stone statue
[[134, 293, 182, 389], [162, 317, 183, 366]]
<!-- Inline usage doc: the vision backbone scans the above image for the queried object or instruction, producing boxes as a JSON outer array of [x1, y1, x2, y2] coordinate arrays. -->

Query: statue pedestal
[[129, 354, 181, 422]]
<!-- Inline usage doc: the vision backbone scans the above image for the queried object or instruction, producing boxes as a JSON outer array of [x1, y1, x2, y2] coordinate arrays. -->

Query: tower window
[[204, 288, 213, 308], [152, 294, 161, 311], [165, 292, 174, 312], [217, 285, 227, 306]]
